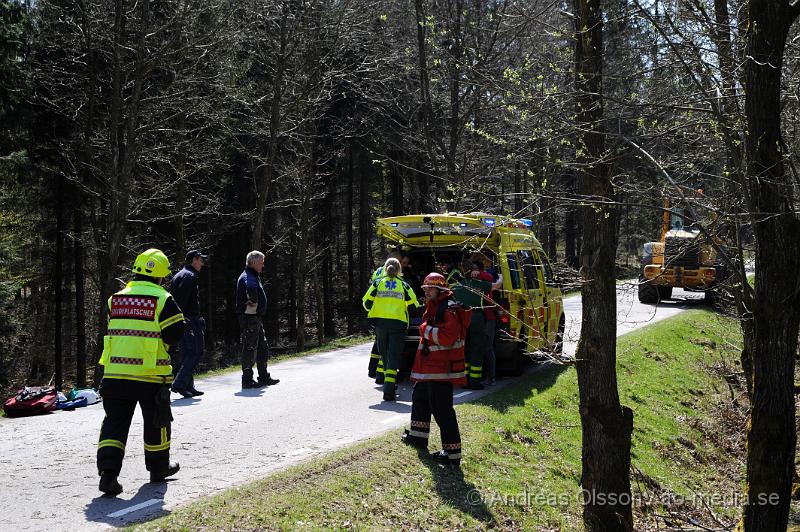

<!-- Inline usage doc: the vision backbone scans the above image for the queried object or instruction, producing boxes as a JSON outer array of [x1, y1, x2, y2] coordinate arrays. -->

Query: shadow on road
[[418, 449, 496, 527], [367, 400, 412, 413], [233, 388, 266, 398], [170, 397, 200, 407], [84, 480, 171, 527], [476, 361, 569, 414]]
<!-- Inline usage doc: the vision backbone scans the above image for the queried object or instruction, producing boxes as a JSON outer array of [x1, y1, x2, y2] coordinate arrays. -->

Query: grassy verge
[[135, 310, 750, 531]]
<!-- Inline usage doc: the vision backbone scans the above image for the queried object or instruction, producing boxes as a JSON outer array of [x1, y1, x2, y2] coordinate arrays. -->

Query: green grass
[[134, 310, 747, 531]]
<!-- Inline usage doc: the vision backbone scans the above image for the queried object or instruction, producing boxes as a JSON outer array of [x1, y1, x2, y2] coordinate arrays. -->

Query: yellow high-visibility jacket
[[100, 280, 183, 383], [362, 276, 418, 324]]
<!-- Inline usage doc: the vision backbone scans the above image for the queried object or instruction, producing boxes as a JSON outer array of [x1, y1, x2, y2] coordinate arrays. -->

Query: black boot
[[429, 450, 461, 467], [99, 471, 123, 496], [242, 380, 260, 389], [150, 461, 180, 482], [188, 388, 204, 396], [375, 374, 385, 385], [257, 374, 280, 386], [467, 379, 484, 390], [368, 356, 379, 378], [171, 386, 194, 399], [401, 429, 428, 449]]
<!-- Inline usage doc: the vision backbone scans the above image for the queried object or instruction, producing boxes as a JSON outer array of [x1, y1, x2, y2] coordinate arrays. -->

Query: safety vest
[[99, 281, 182, 383], [363, 276, 418, 324]]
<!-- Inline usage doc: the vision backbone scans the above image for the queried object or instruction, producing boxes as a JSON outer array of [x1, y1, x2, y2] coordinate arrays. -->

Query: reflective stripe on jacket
[[362, 276, 418, 324], [100, 281, 180, 383], [411, 291, 470, 386]]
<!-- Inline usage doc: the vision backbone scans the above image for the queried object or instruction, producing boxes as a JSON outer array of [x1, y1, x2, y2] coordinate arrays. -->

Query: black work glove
[[153, 384, 173, 428]]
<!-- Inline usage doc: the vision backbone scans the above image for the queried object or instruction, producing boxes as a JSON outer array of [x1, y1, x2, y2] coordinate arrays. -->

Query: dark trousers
[[484, 318, 496, 381], [173, 316, 205, 391], [372, 318, 407, 395], [238, 314, 270, 383], [411, 381, 461, 455], [465, 311, 486, 381], [97, 378, 171, 476], [368, 339, 380, 376]]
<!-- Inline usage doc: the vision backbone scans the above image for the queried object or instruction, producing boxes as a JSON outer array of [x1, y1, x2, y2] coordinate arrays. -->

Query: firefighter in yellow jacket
[[96, 249, 186, 496], [363, 257, 418, 401]]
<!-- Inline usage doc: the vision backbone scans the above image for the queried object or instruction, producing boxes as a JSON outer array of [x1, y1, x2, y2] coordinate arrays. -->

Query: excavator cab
[[638, 188, 727, 304]]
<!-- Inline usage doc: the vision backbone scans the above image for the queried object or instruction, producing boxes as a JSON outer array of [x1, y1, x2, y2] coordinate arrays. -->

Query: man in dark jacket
[[170, 250, 207, 398], [235, 250, 280, 389]]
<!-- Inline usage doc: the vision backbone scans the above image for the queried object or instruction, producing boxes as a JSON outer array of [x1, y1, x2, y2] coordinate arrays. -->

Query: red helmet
[[421, 272, 448, 289]]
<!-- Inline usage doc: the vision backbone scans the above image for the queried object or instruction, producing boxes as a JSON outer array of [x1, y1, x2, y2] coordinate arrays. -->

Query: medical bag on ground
[[3, 386, 58, 417], [55, 396, 89, 410], [67, 387, 101, 405]]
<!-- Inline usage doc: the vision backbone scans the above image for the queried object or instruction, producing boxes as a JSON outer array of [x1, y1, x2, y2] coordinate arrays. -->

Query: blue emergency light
[[391, 222, 399, 227], [520, 218, 533, 227], [483, 217, 496, 227], [459, 223, 468, 228]]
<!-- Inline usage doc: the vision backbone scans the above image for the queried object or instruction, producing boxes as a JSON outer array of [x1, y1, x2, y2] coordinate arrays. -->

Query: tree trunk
[[251, 10, 288, 249], [54, 178, 64, 391], [346, 144, 356, 334], [174, 114, 187, 258], [741, 2, 800, 529], [514, 161, 523, 213], [391, 161, 403, 215], [76, 0, 95, 388], [74, 201, 87, 388], [573, 1, 633, 530], [296, 194, 311, 351], [445, 0, 463, 205], [321, 174, 336, 338], [712, 0, 754, 403], [314, 263, 325, 347], [94, 0, 150, 384], [288, 240, 297, 342], [265, 197, 280, 343], [564, 170, 578, 268], [414, 0, 442, 203], [358, 146, 371, 322], [322, 244, 335, 338]]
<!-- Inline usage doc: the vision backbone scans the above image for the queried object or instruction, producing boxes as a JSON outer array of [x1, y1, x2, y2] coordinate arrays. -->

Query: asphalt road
[[0, 282, 705, 530]]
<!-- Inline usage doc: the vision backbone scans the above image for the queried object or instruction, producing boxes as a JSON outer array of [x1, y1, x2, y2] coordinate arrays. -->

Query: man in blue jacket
[[170, 250, 208, 398], [235, 250, 280, 389]]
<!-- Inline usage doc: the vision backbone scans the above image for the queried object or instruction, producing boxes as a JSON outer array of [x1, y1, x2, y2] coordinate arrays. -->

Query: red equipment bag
[[3, 386, 58, 418]]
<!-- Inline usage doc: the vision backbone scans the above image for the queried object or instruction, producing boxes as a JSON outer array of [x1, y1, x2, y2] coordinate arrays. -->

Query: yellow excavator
[[638, 191, 727, 304]]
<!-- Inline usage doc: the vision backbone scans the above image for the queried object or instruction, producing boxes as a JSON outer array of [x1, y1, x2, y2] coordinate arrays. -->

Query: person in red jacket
[[401, 272, 471, 466]]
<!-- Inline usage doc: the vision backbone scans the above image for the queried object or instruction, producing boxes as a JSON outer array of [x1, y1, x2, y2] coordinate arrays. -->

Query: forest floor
[[134, 309, 769, 531]]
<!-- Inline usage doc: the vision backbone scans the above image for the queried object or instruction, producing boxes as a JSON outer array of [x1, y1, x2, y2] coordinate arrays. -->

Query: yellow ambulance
[[376, 213, 565, 375]]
